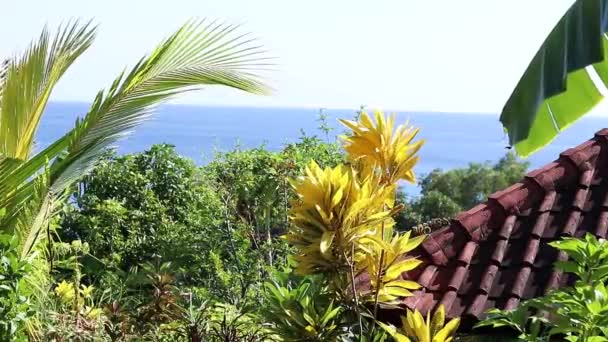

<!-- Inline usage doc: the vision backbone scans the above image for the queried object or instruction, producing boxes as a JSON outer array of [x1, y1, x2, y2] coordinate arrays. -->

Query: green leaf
[[320, 306, 340, 326], [500, 0, 608, 157], [554, 261, 581, 275]]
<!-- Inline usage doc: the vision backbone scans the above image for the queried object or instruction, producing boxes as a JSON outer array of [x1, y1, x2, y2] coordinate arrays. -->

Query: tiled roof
[[397, 128, 608, 330]]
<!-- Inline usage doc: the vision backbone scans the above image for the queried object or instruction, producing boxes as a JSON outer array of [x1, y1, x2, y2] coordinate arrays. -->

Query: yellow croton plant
[[287, 110, 427, 303], [379, 305, 461, 342]]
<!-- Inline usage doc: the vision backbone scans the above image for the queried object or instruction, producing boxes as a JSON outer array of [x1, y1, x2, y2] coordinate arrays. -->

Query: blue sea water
[[36, 102, 608, 193]]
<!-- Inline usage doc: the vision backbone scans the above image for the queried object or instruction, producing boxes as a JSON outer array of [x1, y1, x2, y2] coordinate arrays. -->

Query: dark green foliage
[[262, 272, 346, 341], [52, 132, 344, 340], [0, 235, 33, 341], [398, 153, 529, 229], [60, 144, 225, 286], [476, 234, 608, 341], [52, 126, 529, 340], [203, 134, 343, 269], [199, 134, 344, 302]]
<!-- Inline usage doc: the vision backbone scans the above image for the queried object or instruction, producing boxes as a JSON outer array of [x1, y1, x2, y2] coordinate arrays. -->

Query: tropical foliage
[[2, 12, 573, 341], [0, 86, 534, 340], [476, 234, 608, 341], [33, 129, 343, 340], [398, 153, 529, 231], [0, 19, 270, 340], [60, 145, 225, 287], [379, 305, 460, 342], [0, 235, 34, 340], [272, 110, 427, 340], [263, 273, 345, 341], [501, 0, 608, 156]]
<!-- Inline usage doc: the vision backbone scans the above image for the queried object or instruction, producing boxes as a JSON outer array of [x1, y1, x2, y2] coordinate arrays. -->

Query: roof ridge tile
[[560, 140, 600, 169]]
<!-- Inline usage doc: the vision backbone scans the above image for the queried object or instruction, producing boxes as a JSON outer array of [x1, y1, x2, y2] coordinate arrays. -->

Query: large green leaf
[[500, 0, 608, 157]]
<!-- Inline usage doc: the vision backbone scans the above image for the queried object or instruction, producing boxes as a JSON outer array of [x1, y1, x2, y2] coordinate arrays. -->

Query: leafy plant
[[204, 303, 270, 342], [398, 153, 529, 230], [286, 160, 400, 276], [273, 110, 427, 340], [0, 234, 34, 341], [169, 296, 211, 342], [135, 257, 181, 335], [476, 234, 608, 341], [548, 233, 608, 284], [61, 145, 225, 284], [0, 19, 269, 338], [263, 274, 345, 341], [103, 300, 135, 341], [475, 302, 549, 342], [379, 305, 460, 342], [41, 240, 108, 341], [500, 0, 608, 156]]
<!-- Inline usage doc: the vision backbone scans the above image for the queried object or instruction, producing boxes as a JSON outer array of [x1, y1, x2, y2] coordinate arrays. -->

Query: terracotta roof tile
[[392, 129, 608, 330]]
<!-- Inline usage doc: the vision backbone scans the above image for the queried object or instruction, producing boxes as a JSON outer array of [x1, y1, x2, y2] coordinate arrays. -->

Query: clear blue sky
[[0, 0, 582, 113]]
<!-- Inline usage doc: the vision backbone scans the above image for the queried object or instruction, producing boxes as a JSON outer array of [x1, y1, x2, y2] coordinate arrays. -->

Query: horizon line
[[48, 100, 499, 116]]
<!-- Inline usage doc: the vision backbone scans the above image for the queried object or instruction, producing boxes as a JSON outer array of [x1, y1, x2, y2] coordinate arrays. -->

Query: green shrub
[[398, 153, 528, 229], [0, 234, 34, 341], [476, 234, 608, 341], [60, 144, 225, 286]]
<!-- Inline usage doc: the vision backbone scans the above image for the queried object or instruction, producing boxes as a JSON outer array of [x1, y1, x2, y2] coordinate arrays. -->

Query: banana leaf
[[501, 0, 608, 157]]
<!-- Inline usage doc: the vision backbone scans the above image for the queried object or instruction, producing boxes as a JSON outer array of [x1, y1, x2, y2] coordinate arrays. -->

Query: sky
[[0, 0, 586, 113]]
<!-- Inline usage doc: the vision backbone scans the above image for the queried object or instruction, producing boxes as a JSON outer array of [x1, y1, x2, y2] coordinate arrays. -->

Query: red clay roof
[[397, 128, 608, 330]]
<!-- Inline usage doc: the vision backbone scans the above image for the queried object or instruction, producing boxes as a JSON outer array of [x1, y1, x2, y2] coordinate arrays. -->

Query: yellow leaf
[[411, 310, 430, 342], [403, 311, 416, 337], [304, 325, 317, 335], [320, 231, 335, 257], [385, 280, 421, 290], [385, 258, 423, 280], [432, 317, 460, 342], [430, 305, 446, 336], [383, 286, 413, 297], [398, 234, 426, 254]]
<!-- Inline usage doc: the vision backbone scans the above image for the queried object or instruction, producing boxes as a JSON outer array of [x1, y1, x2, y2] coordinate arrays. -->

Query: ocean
[[36, 102, 607, 193]]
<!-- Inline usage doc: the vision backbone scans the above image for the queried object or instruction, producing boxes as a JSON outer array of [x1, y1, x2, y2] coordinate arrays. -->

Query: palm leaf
[[0, 19, 271, 259], [51, 19, 271, 190], [0, 20, 96, 161], [500, 0, 608, 157]]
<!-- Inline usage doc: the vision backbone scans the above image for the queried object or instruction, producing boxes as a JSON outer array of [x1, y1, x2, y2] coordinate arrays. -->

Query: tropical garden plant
[[476, 233, 608, 341], [261, 110, 439, 340], [501, 0, 608, 156], [0, 18, 270, 339], [378, 304, 460, 342], [0, 234, 35, 340]]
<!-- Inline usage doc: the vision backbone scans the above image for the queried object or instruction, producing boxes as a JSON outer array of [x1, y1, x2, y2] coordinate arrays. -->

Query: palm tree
[[0, 19, 269, 259], [500, 0, 608, 157], [0, 19, 269, 338]]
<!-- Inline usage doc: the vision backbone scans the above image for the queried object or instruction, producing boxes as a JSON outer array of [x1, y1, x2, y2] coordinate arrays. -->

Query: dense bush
[[36, 114, 530, 341], [60, 145, 225, 287], [477, 234, 608, 341], [398, 153, 529, 229], [0, 235, 34, 340], [47, 130, 345, 340]]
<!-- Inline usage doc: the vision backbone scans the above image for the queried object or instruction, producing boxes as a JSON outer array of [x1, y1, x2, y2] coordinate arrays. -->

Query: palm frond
[[52, 19, 271, 190], [0, 58, 10, 104], [14, 169, 54, 258], [0, 19, 271, 261], [0, 20, 96, 160]]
